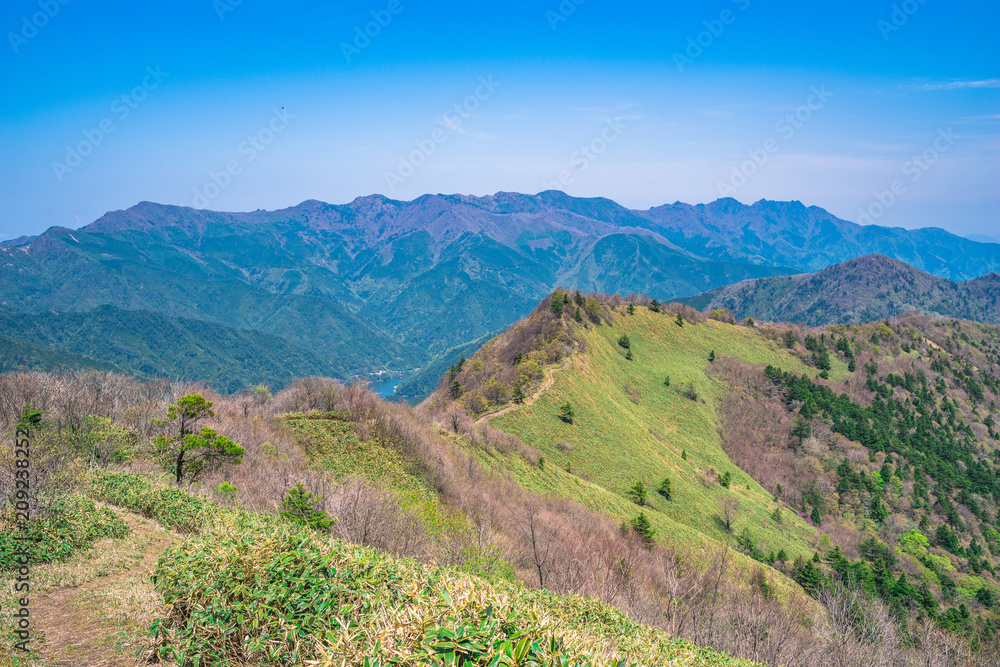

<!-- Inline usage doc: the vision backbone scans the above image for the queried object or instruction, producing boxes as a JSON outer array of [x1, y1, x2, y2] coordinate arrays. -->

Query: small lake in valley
[[370, 375, 411, 398]]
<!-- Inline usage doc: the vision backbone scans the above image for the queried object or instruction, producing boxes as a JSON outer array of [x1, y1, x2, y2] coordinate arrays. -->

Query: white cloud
[[911, 79, 1000, 91]]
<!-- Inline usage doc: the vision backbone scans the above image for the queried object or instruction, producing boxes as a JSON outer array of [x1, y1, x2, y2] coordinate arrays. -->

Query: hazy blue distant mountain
[[641, 198, 1000, 280], [966, 233, 1000, 245], [2, 193, 998, 391], [0, 235, 36, 248], [682, 254, 1000, 326]]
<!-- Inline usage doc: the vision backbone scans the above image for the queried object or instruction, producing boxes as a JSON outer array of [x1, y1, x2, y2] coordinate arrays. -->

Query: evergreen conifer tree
[[280, 483, 335, 532]]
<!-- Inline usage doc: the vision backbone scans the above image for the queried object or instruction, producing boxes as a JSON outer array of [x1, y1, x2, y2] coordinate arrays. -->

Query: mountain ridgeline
[[428, 291, 1000, 662], [683, 255, 1000, 326], [2, 192, 999, 392]]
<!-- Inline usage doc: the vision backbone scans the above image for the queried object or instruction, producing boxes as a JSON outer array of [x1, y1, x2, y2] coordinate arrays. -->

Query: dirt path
[[475, 357, 573, 427], [32, 509, 174, 667]]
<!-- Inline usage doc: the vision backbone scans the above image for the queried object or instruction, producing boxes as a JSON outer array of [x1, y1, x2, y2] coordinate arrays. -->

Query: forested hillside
[[4, 194, 1000, 392], [684, 255, 1000, 325], [0, 305, 344, 391]]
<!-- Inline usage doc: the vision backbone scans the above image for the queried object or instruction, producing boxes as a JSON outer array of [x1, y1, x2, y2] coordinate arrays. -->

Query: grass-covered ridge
[[4, 324, 996, 666], [430, 293, 1000, 658], [286, 410, 431, 496], [465, 301, 828, 567]]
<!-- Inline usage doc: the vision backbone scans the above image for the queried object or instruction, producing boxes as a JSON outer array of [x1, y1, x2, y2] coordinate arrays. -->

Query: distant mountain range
[[2, 192, 999, 391], [966, 233, 1000, 245], [683, 254, 1000, 325]]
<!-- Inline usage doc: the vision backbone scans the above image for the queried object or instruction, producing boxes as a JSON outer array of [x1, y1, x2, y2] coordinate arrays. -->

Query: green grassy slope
[[435, 297, 1000, 643], [286, 411, 431, 497], [485, 308, 836, 567]]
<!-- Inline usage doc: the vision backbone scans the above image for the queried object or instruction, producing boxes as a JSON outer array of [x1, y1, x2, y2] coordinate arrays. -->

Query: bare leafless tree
[[718, 495, 740, 532]]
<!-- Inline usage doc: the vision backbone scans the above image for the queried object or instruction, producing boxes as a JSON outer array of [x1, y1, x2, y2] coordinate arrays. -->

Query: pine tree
[[628, 480, 647, 506], [708, 350, 716, 362], [675, 312, 684, 327], [630, 512, 656, 546], [810, 505, 822, 526], [649, 299, 661, 312], [681, 449, 687, 460], [513, 384, 526, 404], [558, 402, 574, 423], [794, 558, 823, 595], [658, 477, 672, 500], [280, 483, 335, 532], [627, 303, 635, 315], [870, 495, 889, 524], [663, 375, 671, 387], [153, 394, 244, 484], [790, 419, 811, 449]]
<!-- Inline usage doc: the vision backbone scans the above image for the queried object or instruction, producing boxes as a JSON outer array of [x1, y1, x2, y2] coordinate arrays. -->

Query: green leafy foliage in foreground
[[150, 514, 757, 667], [86, 470, 214, 533], [0, 496, 129, 569]]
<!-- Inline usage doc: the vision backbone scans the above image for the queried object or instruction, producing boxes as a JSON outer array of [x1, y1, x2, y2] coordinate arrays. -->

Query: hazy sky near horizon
[[1, 0, 998, 240]]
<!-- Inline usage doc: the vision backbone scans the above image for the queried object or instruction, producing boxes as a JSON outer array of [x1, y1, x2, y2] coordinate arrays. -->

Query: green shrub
[[86, 471, 213, 533], [0, 496, 129, 569]]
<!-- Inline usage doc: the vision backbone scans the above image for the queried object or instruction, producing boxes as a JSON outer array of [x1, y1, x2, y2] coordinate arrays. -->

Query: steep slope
[[429, 295, 828, 567], [428, 293, 1000, 649], [0, 334, 128, 374], [684, 255, 1000, 325]]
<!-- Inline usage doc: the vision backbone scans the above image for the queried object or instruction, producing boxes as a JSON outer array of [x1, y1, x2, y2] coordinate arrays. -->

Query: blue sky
[[1, 0, 998, 239]]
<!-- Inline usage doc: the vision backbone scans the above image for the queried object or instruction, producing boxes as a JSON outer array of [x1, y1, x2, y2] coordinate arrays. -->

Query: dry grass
[[72, 569, 171, 662], [0, 510, 174, 667]]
